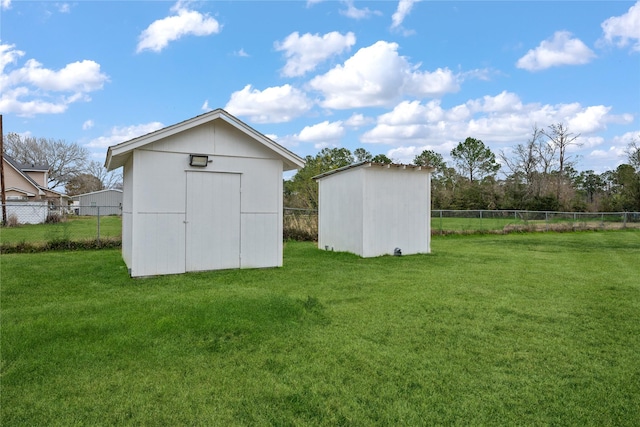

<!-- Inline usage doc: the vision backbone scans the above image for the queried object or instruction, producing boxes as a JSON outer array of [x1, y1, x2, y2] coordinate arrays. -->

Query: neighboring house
[[105, 108, 305, 278], [1, 154, 70, 224], [72, 189, 123, 216], [314, 162, 435, 258]]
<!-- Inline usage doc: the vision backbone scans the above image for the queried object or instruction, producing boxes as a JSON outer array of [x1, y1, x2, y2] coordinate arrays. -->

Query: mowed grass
[[2, 231, 639, 426], [0, 216, 122, 245]]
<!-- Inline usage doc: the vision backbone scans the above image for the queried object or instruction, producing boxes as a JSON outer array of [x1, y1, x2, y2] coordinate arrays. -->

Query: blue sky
[[1, 0, 639, 177]]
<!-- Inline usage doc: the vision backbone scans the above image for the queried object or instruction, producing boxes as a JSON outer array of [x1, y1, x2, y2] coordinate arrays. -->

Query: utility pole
[[1, 114, 7, 226]]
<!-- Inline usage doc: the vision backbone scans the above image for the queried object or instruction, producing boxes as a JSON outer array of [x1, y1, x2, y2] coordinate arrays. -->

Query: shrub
[[5, 214, 19, 227], [45, 213, 62, 224]]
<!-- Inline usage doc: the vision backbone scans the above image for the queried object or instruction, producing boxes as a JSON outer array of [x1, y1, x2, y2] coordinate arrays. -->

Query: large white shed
[[314, 162, 434, 258], [104, 109, 305, 277]]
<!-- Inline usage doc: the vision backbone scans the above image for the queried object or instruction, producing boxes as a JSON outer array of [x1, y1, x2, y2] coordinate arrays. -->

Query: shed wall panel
[[135, 150, 188, 213], [362, 168, 430, 257], [241, 213, 281, 268], [121, 156, 134, 270], [77, 190, 122, 216], [132, 213, 186, 277], [318, 168, 364, 255]]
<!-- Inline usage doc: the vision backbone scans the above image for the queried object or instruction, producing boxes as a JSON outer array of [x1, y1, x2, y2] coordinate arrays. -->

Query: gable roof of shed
[[104, 109, 305, 172], [313, 161, 435, 181]]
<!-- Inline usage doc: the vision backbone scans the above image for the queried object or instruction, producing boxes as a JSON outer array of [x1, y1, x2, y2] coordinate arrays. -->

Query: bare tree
[[65, 173, 104, 196], [4, 133, 89, 189], [542, 123, 581, 175], [625, 136, 640, 172], [542, 123, 581, 203], [87, 161, 122, 189], [500, 125, 544, 184]]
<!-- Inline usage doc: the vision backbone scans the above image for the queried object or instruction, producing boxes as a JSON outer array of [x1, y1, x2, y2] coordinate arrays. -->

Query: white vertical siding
[[241, 213, 280, 268], [186, 172, 241, 272], [318, 168, 364, 255], [317, 164, 432, 258], [120, 119, 290, 277], [362, 168, 430, 257], [121, 156, 134, 270], [134, 213, 186, 276]]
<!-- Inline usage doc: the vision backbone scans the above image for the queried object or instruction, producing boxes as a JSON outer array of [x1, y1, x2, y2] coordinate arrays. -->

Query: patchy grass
[[2, 231, 639, 425]]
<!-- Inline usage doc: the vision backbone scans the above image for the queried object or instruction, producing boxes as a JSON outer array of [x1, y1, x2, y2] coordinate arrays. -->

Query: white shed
[[72, 189, 123, 216], [104, 109, 305, 277], [314, 162, 434, 258]]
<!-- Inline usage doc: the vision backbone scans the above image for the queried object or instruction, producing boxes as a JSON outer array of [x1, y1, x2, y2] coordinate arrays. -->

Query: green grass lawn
[[0, 216, 122, 245], [2, 231, 639, 425]]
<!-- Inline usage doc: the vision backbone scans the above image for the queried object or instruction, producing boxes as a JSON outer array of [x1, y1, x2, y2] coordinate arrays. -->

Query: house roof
[[71, 188, 123, 200], [2, 154, 46, 196], [104, 108, 305, 172], [2, 154, 69, 199], [313, 161, 436, 181]]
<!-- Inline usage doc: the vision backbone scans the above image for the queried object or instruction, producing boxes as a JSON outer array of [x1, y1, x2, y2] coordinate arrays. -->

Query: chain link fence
[[284, 208, 640, 240], [1, 204, 122, 248], [2, 205, 638, 249]]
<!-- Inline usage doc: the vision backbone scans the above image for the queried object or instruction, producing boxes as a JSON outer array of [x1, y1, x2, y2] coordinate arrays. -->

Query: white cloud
[[57, 3, 71, 13], [82, 120, 94, 130], [297, 120, 345, 143], [344, 113, 374, 129], [225, 84, 314, 123], [136, 1, 221, 53], [1, 0, 11, 10], [275, 31, 356, 77], [600, 1, 640, 51], [309, 41, 459, 109], [567, 105, 611, 134], [391, 0, 420, 29], [360, 94, 627, 150], [0, 43, 109, 116], [85, 122, 164, 148], [201, 99, 212, 112], [516, 31, 596, 71], [340, 0, 381, 20], [234, 48, 249, 57]]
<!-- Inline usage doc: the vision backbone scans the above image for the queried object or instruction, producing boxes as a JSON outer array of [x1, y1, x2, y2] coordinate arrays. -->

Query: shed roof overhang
[[313, 161, 436, 181], [104, 109, 305, 172]]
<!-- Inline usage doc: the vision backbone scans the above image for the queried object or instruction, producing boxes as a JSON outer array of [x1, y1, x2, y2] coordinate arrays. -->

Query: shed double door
[[185, 171, 241, 271]]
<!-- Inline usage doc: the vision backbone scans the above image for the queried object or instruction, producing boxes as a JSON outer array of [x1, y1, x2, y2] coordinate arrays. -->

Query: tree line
[[4, 123, 639, 211], [3, 133, 121, 196], [286, 124, 640, 213]]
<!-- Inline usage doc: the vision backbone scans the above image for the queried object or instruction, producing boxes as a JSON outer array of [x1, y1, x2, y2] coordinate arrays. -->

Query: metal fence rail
[[1, 204, 123, 245]]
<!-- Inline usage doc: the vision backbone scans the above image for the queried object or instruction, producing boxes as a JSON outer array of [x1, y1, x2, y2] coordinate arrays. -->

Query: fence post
[[545, 211, 549, 231], [440, 210, 443, 235], [97, 206, 101, 245], [623, 212, 627, 228]]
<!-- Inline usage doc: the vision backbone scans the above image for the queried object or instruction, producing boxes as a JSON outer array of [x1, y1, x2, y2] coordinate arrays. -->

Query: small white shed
[[314, 162, 434, 258], [104, 109, 305, 277]]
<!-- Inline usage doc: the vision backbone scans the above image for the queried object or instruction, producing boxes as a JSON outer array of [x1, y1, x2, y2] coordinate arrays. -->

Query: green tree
[[371, 154, 392, 164], [413, 150, 445, 173], [574, 170, 605, 210], [353, 148, 372, 163], [285, 148, 354, 209], [450, 137, 500, 182]]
